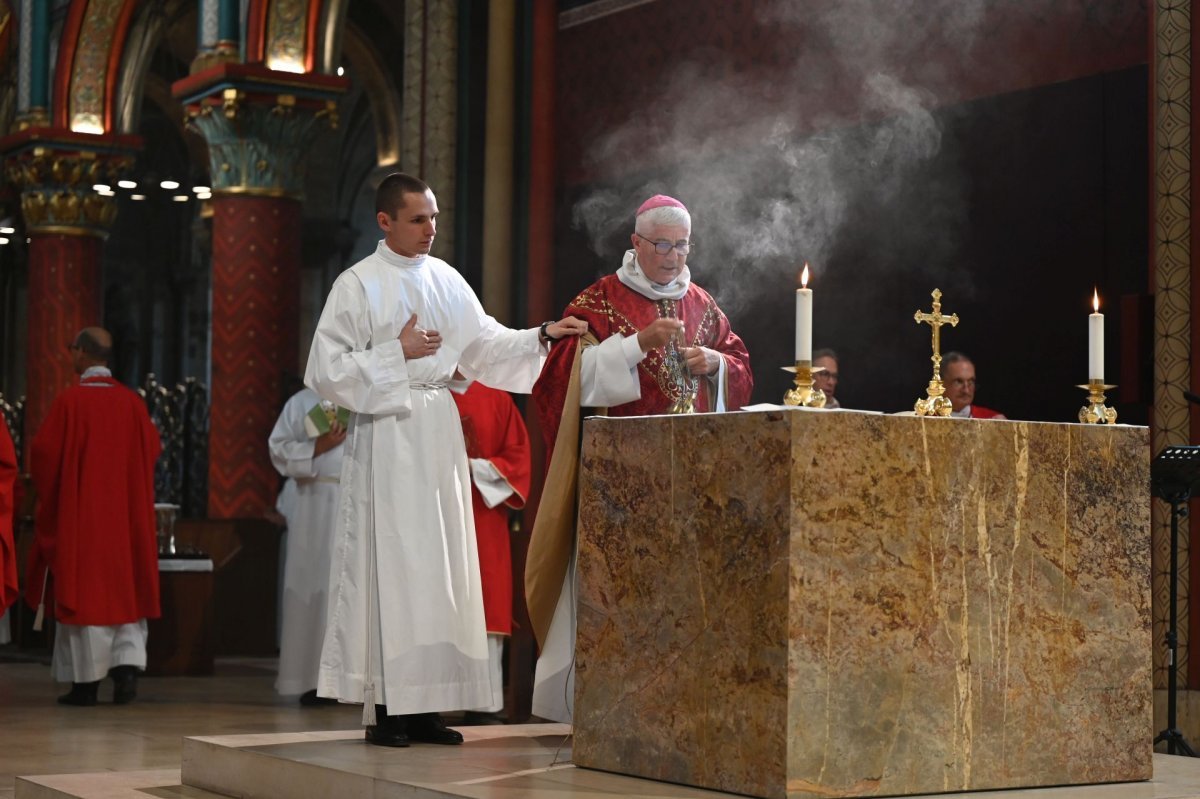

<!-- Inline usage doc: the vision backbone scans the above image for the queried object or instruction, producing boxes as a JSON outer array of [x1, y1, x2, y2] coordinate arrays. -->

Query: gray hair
[[813, 347, 839, 362], [635, 205, 691, 235], [942, 351, 972, 369]]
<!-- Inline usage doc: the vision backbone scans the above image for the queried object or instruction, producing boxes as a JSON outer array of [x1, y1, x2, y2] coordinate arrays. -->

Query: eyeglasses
[[635, 232, 692, 255], [66, 343, 80, 353]]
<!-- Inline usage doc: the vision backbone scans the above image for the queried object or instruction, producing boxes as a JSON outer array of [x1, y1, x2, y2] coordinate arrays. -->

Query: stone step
[[16, 768, 229, 799], [180, 723, 768, 797], [20, 728, 1200, 799]]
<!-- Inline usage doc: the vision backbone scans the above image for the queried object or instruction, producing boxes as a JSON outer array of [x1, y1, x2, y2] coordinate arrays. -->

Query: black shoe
[[299, 689, 338, 707], [460, 710, 506, 726], [58, 681, 100, 706], [365, 708, 409, 747], [110, 666, 138, 705], [405, 712, 464, 744]]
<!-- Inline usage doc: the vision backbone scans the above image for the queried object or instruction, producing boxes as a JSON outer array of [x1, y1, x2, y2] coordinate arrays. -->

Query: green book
[[304, 401, 350, 437]]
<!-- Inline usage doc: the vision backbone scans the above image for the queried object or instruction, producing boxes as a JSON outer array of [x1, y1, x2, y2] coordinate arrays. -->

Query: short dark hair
[[74, 329, 112, 361], [942, 351, 972, 369], [375, 173, 431, 218], [813, 347, 838, 362]]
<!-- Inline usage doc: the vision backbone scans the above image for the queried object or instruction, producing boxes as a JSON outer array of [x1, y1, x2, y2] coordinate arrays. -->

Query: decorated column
[[173, 64, 344, 519], [0, 131, 137, 441]]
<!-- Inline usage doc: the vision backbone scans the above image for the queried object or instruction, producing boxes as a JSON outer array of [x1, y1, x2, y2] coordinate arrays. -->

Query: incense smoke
[[569, 0, 988, 316]]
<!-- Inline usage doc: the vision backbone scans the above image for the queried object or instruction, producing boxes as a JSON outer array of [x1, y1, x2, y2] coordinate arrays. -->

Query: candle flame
[[1092, 288, 1099, 313], [800, 263, 810, 288]]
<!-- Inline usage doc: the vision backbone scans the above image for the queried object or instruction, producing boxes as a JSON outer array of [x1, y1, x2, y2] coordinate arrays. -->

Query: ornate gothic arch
[[52, 0, 140, 134]]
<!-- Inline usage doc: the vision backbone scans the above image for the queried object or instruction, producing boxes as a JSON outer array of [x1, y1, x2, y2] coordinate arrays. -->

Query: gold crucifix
[[913, 288, 959, 417]]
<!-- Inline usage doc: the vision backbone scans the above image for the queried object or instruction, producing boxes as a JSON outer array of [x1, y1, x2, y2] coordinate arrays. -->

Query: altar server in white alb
[[304, 172, 587, 747], [267, 386, 346, 705]]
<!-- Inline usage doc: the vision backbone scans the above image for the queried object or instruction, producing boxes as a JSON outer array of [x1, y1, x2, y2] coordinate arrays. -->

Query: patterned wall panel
[[265, 0, 308, 73], [24, 234, 102, 445], [402, 0, 456, 262], [67, 0, 125, 133], [1153, 0, 1193, 691], [207, 195, 301, 519]]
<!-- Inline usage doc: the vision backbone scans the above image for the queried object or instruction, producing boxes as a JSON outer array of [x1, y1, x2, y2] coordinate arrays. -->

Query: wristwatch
[[539, 321, 562, 342]]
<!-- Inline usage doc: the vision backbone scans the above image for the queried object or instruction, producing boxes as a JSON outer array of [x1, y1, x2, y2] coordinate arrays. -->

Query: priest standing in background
[[0, 418, 18, 642], [28, 327, 161, 706], [267, 386, 347, 705], [305, 172, 587, 747], [527, 194, 754, 723], [450, 379, 532, 724]]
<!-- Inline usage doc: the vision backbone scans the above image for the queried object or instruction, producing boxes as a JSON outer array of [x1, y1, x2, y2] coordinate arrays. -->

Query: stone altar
[[572, 409, 1152, 799]]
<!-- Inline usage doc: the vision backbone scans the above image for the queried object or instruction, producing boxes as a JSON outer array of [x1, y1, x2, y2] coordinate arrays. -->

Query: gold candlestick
[[1077, 379, 1117, 424], [783, 361, 827, 407], [913, 288, 959, 417]]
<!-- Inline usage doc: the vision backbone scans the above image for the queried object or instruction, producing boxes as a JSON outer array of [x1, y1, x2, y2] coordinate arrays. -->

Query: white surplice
[[268, 387, 345, 696], [304, 241, 546, 716]]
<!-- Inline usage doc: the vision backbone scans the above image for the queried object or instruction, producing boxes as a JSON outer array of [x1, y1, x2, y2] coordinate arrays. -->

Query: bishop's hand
[[682, 346, 720, 376], [399, 314, 442, 359], [636, 318, 684, 353]]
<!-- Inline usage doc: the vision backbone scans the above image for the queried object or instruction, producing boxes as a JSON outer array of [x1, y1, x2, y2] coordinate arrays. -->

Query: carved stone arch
[[111, 0, 191, 135], [340, 20, 399, 169]]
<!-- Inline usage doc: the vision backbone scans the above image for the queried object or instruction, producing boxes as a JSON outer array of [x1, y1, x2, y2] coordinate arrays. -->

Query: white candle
[[795, 264, 812, 362], [1088, 289, 1103, 382]]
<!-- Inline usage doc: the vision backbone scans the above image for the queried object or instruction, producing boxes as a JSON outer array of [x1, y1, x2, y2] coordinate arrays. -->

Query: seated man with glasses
[[812, 347, 841, 409], [943, 351, 1006, 419], [526, 194, 753, 723]]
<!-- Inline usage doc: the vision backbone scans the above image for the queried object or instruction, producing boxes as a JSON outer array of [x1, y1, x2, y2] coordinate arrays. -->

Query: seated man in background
[[943, 351, 1006, 419], [812, 347, 840, 409]]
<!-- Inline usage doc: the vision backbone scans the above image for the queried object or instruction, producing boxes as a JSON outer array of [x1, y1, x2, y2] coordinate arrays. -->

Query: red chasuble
[[453, 382, 531, 636], [27, 376, 162, 626], [970, 405, 1003, 419], [533, 274, 754, 451], [0, 420, 17, 613]]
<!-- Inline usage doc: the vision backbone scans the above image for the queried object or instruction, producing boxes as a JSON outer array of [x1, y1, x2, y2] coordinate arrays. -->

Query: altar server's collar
[[377, 239, 428, 268], [617, 250, 690, 301]]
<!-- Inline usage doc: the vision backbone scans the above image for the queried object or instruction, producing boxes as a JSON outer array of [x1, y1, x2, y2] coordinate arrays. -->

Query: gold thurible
[[913, 288, 959, 417], [783, 360, 827, 407], [1077, 379, 1118, 424]]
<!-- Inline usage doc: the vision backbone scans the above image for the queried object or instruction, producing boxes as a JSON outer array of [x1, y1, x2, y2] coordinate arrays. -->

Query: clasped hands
[[636, 318, 719, 376], [398, 313, 589, 360]]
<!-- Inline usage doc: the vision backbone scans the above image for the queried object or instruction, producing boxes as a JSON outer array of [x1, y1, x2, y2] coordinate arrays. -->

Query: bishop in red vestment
[[451, 380, 531, 719], [526, 194, 753, 721], [28, 327, 161, 706]]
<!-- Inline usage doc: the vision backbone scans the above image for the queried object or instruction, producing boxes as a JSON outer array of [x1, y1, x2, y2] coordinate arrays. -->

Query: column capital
[[172, 64, 348, 198], [0, 128, 141, 238]]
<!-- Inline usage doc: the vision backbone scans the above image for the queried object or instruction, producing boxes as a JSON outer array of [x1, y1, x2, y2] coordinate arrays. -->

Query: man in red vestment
[[28, 327, 161, 706], [943, 351, 1006, 420], [525, 194, 753, 721], [0, 419, 18, 626], [450, 379, 531, 723]]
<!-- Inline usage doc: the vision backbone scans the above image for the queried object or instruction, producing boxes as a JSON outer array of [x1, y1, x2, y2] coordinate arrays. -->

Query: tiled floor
[[0, 650, 361, 799], [7, 649, 1200, 799]]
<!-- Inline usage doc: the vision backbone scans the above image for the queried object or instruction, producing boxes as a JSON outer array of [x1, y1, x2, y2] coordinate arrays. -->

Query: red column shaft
[[525, 0, 557, 494], [208, 195, 301, 519], [24, 233, 102, 447]]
